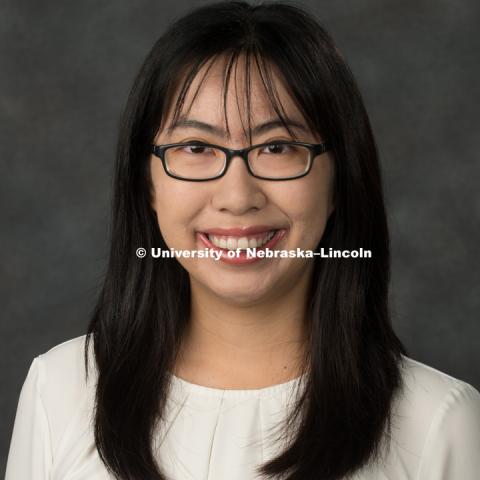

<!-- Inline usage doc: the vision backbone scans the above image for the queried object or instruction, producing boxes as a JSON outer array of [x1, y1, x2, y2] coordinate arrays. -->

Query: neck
[[174, 265, 312, 389]]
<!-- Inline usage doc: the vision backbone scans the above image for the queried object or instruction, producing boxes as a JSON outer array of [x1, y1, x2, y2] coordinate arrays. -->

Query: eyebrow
[[166, 117, 309, 138]]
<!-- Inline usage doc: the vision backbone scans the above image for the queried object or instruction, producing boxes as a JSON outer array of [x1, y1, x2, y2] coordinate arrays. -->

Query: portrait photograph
[[2, 1, 480, 479]]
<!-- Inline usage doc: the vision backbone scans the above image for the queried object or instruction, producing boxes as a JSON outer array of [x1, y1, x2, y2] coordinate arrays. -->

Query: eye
[[260, 143, 292, 154], [183, 145, 211, 154], [177, 141, 214, 155]]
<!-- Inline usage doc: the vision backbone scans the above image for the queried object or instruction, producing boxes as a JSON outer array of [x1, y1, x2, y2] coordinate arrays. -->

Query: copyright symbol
[[136, 248, 147, 258]]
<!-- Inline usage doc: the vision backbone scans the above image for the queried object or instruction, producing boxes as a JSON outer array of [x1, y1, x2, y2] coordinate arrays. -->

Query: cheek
[[150, 171, 206, 244], [282, 164, 333, 239], [288, 178, 332, 217]]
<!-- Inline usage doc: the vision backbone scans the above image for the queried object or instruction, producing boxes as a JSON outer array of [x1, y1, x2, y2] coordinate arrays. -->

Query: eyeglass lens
[[164, 143, 311, 180]]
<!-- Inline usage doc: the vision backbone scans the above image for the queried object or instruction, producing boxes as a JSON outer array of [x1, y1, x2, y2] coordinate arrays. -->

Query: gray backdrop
[[1, 0, 479, 472]]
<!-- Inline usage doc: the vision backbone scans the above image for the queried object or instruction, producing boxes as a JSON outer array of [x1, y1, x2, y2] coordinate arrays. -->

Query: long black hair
[[85, 1, 408, 479]]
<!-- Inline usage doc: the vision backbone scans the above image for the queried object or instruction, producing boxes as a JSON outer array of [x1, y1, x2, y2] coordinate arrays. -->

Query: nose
[[210, 154, 267, 215]]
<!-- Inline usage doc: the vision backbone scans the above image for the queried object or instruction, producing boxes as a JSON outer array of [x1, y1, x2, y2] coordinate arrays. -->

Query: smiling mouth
[[205, 230, 277, 250], [196, 228, 288, 253]]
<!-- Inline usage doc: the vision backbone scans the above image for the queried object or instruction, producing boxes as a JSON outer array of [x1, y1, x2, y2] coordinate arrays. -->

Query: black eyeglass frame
[[150, 140, 332, 181]]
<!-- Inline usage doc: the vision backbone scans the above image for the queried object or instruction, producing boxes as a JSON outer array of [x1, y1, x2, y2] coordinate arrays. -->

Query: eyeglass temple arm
[[314, 142, 332, 155]]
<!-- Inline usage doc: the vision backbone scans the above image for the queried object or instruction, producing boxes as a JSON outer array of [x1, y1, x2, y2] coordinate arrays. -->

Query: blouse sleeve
[[5, 356, 53, 480], [416, 381, 480, 479]]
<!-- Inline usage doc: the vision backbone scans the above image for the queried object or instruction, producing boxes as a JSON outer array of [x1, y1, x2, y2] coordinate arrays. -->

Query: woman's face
[[150, 55, 334, 306]]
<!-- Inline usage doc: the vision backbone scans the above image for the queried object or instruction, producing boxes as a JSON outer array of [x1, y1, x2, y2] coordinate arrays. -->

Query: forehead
[[158, 54, 310, 141]]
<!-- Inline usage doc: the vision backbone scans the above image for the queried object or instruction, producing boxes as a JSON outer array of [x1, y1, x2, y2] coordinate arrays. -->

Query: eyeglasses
[[150, 140, 331, 181]]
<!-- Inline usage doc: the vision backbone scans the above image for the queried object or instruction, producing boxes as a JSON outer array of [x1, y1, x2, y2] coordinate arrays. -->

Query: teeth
[[208, 230, 276, 250], [237, 237, 249, 249]]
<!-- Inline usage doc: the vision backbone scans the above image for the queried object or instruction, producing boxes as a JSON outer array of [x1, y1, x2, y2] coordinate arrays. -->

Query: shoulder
[[34, 334, 94, 399], [35, 332, 95, 402], [6, 336, 100, 478], [31, 335, 96, 452], [398, 354, 479, 414], [382, 354, 480, 478], [37, 334, 91, 372], [38, 334, 91, 372]]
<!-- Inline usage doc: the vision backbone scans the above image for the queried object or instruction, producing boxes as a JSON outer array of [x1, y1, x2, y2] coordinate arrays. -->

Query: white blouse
[[5, 335, 480, 480]]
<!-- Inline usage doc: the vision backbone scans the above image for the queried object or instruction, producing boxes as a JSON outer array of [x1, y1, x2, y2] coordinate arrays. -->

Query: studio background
[[1, 0, 479, 473]]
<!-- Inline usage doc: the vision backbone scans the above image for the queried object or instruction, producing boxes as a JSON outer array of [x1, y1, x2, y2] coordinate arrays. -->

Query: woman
[[6, 2, 480, 479]]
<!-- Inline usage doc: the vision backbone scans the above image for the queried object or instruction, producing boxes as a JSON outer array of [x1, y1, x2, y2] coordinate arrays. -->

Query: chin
[[206, 280, 273, 305]]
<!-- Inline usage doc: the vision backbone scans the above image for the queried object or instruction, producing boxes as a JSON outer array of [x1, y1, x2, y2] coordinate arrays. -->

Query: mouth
[[197, 228, 287, 253], [206, 230, 276, 250]]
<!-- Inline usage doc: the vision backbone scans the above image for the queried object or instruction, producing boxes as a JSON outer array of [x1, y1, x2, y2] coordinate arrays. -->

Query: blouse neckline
[[169, 372, 308, 400]]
